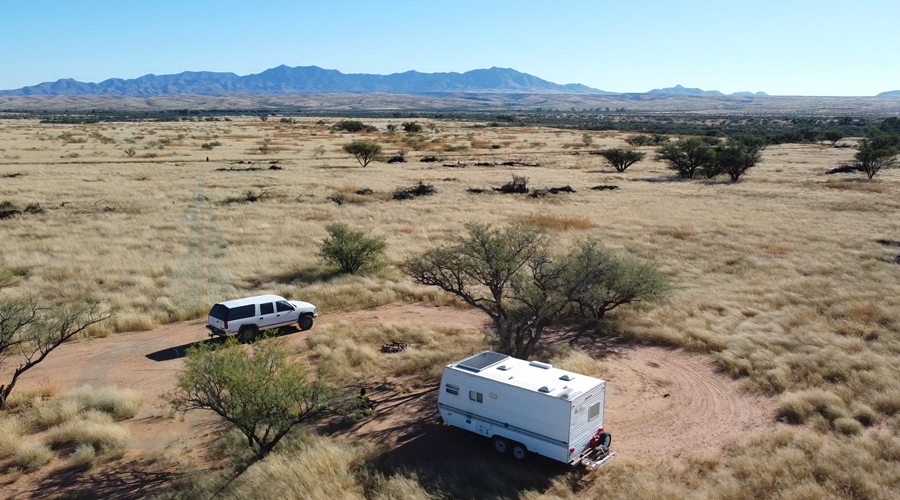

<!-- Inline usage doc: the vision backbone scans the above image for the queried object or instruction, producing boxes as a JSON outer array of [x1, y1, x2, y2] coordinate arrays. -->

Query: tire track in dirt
[[602, 347, 774, 460]]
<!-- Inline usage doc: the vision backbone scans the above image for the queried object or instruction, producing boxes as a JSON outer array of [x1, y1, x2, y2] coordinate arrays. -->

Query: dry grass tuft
[[12, 444, 54, 472], [33, 385, 142, 428], [658, 222, 697, 239], [0, 416, 24, 458], [307, 322, 484, 384], [776, 389, 848, 425], [68, 443, 98, 471], [520, 213, 594, 231], [45, 410, 130, 452]]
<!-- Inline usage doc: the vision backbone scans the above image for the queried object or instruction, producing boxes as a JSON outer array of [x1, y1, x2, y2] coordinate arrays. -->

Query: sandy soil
[[1, 303, 773, 497]]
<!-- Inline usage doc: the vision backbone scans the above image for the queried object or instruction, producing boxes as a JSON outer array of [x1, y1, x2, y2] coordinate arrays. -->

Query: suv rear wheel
[[238, 325, 258, 344]]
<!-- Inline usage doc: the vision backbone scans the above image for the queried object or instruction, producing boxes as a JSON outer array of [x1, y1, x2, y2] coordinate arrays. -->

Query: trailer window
[[445, 384, 459, 396], [469, 391, 483, 403], [588, 402, 600, 422]]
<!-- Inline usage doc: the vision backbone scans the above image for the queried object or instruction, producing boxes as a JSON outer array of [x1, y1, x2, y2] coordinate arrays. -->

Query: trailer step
[[581, 449, 616, 469]]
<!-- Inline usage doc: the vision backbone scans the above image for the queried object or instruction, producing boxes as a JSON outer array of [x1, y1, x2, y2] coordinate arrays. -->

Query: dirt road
[[6, 304, 772, 461]]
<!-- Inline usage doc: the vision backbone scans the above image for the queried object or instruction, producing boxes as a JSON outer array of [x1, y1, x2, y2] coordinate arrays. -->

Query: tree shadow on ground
[[22, 458, 178, 500], [632, 176, 692, 183], [266, 266, 343, 286]]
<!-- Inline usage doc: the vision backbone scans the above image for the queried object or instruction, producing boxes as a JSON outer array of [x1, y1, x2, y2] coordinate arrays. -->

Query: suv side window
[[229, 304, 255, 320], [260, 302, 274, 315], [276, 301, 294, 313]]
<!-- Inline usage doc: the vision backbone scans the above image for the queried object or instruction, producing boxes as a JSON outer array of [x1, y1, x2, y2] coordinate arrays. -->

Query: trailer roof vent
[[529, 361, 552, 370], [538, 386, 555, 393], [559, 374, 575, 381], [558, 388, 573, 400], [497, 365, 513, 371], [457, 351, 510, 372]]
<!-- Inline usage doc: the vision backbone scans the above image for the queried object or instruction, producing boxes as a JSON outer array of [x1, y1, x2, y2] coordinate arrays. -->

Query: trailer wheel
[[512, 443, 528, 461], [598, 432, 612, 449], [493, 437, 509, 455]]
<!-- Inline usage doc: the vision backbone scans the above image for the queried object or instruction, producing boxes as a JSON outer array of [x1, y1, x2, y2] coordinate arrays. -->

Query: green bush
[[656, 138, 715, 179], [170, 338, 339, 467], [401, 122, 423, 133], [342, 140, 382, 168], [598, 148, 646, 172], [319, 224, 387, 274], [332, 120, 377, 133]]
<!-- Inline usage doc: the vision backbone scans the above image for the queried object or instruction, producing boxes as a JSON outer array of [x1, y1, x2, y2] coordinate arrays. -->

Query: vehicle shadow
[[144, 327, 301, 362]]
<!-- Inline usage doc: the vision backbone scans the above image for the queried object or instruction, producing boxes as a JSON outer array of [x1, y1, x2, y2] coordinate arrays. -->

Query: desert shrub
[[46, 410, 129, 452], [582, 133, 594, 146], [170, 338, 340, 468], [712, 141, 765, 182], [68, 443, 97, 470], [124, 147, 136, 158], [342, 140, 382, 167], [332, 120, 377, 133], [401, 122, 423, 133], [13, 444, 53, 472], [201, 141, 222, 150], [625, 135, 652, 146], [494, 175, 529, 194], [656, 138, 715, 179], [598, 148, 646, 172], [319, 224, 387, 274], [855, 137, 898, 179]]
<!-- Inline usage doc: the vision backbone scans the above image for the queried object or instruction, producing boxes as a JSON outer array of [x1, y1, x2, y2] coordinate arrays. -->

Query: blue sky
[[2, 0, 898, 96]]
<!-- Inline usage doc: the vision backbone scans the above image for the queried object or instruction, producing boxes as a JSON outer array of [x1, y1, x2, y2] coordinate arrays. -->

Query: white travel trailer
[[437, 351, 614, 467]]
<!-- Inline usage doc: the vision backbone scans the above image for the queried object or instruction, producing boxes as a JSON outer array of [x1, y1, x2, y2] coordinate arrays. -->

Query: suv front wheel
[[298, 315, 314, 331]]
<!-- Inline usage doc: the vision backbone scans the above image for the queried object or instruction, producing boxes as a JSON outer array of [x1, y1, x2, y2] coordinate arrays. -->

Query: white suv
[[206, 294, 317, 343]]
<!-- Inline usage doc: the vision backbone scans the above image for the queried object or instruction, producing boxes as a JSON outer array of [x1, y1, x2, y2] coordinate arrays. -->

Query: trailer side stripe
[[438, 403, 568, 448]]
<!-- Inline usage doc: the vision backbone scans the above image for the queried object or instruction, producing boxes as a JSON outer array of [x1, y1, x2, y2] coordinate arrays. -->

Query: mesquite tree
[[0, 298, 108, 407], [402, 224, 668, 358]]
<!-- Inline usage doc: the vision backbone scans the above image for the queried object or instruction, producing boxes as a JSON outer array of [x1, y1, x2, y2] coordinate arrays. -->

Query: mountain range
[[646, 84, 768, 97], [878, 90, 900, 97], [0, 66, 613, 97]]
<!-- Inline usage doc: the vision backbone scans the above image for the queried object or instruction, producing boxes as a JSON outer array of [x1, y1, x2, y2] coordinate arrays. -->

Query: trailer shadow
[[343, 389, 578, 500], [361, 423, 576, 500]]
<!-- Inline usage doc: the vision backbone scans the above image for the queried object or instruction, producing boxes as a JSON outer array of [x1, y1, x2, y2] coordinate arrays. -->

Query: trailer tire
[[512, 443, 528, 461], [493, 437, 509, 455], [598, 432, 612, 449]]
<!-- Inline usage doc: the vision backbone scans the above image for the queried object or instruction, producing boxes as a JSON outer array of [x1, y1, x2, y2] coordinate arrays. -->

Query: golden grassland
[[1, 117, 900, 498]]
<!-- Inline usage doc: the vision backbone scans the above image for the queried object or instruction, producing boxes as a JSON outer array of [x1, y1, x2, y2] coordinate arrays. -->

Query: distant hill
[[0, 66, 612, 97], [647, 84, 724, 96], [731, 91, 769, 97], [877, 90, 900, 97]]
